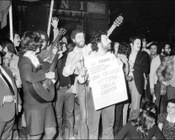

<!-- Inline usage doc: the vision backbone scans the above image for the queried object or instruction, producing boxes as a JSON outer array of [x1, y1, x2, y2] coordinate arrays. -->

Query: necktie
[[0, 69, 15, 95]]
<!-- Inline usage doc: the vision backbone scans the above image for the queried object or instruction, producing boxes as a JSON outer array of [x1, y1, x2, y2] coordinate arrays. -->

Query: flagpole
[[9, 4, 13, 42], [47, 0, 54, 37]]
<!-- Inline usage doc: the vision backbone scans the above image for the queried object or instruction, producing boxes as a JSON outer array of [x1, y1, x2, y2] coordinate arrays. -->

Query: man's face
[[73, 32, 85, 48], [150, 45, 157, 56], [14, 34, 21, 47], [131, 39, 141, 52], [164, 44, 171, 56]]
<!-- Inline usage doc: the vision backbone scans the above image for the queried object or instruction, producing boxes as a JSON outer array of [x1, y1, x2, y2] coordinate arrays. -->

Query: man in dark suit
[[127, 35, 150, 119], [0, 41, 22, 139]]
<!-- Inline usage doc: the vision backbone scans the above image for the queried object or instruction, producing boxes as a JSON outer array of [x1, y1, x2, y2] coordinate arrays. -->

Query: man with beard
[[161, 43, 171, 57], [84, 31, 115, 139], [63, 28, 91, 139]]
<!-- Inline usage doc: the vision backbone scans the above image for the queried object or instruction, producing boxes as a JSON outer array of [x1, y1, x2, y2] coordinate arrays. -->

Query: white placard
[[85, 53, 128, 110]]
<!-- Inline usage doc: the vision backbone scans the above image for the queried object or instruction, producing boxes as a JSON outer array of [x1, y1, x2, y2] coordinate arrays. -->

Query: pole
[[9, 5, 13, 42], [47, 0, 54, 37]]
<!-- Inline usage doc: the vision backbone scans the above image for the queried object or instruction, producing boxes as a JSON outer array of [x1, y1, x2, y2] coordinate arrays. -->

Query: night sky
[[1, 0, 175, 44], [108, 1, 175, 43]]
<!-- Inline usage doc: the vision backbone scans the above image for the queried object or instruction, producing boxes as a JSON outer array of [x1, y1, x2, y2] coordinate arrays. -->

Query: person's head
[[142, 101, 157, 115], [133, 111, 156, 135], [149, 42, 158, 56], [71, 28, 85, 48], [161, 42, 171, 56], [166, 99, 175, 116], [91, 31, 111, 52], [0, 38, 15, 66], [37, 30, 49, 50], [20, 31, 42, 55], [118, 42, 131, 57], [129, 35, 141, 52], [13, 33, 21, 47]]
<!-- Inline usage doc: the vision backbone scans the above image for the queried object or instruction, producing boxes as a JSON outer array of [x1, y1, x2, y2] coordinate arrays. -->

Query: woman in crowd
[[116, 110, 165, 139], [18, 31, 56, 139], [158, 99, 175, 139]]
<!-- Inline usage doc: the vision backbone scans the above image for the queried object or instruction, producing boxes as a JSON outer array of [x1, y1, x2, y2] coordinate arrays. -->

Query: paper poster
[[85, 53, 128, 110]]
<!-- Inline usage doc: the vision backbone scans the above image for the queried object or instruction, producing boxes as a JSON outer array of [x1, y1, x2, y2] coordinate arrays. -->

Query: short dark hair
[[70, 28, 85, 41], [0, 38, 15, 54], [166, 99, 175, 106], [90, 31, 106, 52], [20, 31, 41, 54], [148, 41, 162, 54], [142, 101, 157, 114], [129, 35, 141, 44]]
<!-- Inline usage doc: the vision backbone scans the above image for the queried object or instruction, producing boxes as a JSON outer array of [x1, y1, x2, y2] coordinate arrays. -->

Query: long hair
[[131, 111, 156, 138], [90, 31, 106, 52], [0, 38, 16, 54], [20, 31, 41, 54]]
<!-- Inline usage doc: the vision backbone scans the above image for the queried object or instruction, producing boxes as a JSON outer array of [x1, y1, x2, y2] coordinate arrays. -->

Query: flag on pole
[[0, 0, 11, 29]]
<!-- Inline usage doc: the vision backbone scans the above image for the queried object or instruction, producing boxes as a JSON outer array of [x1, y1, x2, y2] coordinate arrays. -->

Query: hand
[[79, 67, 87, 77], [3, 95, 16, 104], [51, 17, 59, 29], [162, 81, 168, 86], [45, 72, 55, 79], [126, 74, 133, 82], [18, 104, 22, 113]]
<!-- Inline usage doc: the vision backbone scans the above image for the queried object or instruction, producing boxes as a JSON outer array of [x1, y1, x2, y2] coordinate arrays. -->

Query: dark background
[[108, 1, 175, 43], [1, 0, 175, 44]]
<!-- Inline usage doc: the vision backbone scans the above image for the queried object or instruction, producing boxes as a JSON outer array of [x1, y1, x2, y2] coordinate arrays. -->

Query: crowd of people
[[0, 16, 175, 140]]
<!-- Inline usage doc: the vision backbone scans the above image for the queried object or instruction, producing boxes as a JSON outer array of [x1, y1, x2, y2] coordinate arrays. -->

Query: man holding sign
[[82, 31, 128, 139]]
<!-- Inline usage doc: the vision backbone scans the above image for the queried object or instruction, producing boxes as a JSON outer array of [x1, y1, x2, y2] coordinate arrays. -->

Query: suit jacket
[[132, 51, 150, 95], [0, 66, 21, 122]]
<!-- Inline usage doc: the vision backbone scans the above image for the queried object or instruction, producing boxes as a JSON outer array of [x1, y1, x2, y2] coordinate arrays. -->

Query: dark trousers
[[0, 117, 15, 139], [55, 87, 75, 138], [87, 89, 115, 139], [155, 82, 167, 114]]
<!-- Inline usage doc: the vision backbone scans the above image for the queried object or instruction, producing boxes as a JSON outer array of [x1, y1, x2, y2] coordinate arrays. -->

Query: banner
[[0, 0, 11, 28], [85, 53, 128, 110]]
